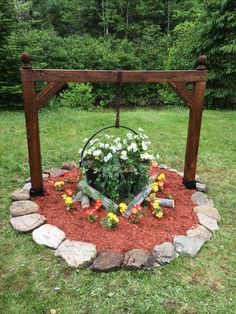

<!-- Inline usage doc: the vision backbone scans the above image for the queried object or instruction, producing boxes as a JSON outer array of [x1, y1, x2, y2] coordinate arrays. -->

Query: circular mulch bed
[[33, 166, 199, 253]]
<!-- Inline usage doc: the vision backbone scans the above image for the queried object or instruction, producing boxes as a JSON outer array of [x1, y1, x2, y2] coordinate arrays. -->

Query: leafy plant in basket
[[80, 128, 156, 203]]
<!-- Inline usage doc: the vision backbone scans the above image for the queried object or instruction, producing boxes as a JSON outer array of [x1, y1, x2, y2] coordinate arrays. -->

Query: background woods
[[0, 0, 235, 109]]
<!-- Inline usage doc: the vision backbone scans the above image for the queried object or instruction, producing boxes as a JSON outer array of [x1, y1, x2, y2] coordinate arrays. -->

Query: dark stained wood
[[168, 82, 194, 108], [21, 80, 44, 195], [183, 81, 206, 186], [20, 52, 207, 194], [36, 82, 65, 109], [21, 68, 207, 83]]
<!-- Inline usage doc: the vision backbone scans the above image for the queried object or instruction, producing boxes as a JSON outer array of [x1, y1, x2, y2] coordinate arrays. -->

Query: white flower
[[138, 127, 144, 131], [105, 134, 111, 139], [141, 153, 153, 160], [82, 138, 88, 142], [93, 149, 102, 157], [105, 143, 109, 148], [99, 143, 105, 148], [127, 142, 138, 152], [142, 141, 148, 151], [127, 133, 133, 140], [114, 137, 121, 144], [123, 139, 127, 144], [79, 148, 82, 154], [110, 145, 117, 153], [104, 152, 113, 162], [116, 143, 122, 150], [120, 150, 128, 160]]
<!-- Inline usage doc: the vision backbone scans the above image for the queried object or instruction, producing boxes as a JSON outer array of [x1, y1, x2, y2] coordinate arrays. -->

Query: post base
[[183, 180, 196, 189], [30, 188, 44, 197]]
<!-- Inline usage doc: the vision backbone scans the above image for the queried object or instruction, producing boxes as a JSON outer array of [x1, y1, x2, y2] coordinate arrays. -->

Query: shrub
[[59, 83, 95, 110]]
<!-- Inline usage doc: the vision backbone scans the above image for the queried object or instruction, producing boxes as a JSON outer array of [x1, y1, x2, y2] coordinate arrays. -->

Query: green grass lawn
[[0, 107, 236, 314]]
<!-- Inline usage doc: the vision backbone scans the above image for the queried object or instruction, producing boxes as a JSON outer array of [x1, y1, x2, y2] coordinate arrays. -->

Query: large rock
[[90, 250, 124, 272], [173, 235, 205, 258], [55, 240, 97, 267], [47, 168, 69, 178], [151, 242, 177, 265], [196, 182, 208, 192], [32, 224, 65, 249], [10, 188, 30, 201], [191, 192, 214, 207], [187, 225, 212, 242], [10, 200, 39, 217], [194, 205, 221, 222], [123, 249, 150, 269], [23, 182, 32, 191], [10, 214, 46, 232], [197, 213, 219, 232]]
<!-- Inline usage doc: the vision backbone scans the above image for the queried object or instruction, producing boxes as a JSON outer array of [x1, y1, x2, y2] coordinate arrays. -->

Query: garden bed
[[33, 166, 199, 252]]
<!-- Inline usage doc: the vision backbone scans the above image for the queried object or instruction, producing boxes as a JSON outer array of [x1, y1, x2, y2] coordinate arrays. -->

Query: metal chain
[[115, 71, 122, 128]]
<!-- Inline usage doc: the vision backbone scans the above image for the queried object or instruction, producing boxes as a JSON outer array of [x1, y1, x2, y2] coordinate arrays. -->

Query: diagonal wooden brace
[[36, 82, 65, 109]]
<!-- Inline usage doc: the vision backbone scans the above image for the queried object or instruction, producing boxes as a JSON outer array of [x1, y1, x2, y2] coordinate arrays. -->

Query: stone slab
[[197, 213, 219, 232], [32, 224, 65, 249], [191, 192, 214, 207], [123, 249, 150, 269], [151, 242, 177, 265], [194, 205, 221, 222], [10, 213, 46, 232], [173, 235, 205, 258], [90, 250, 124, 272], [10, 188, 30, 201], [187, 225, 212, 242], [10, 200, 39, 217], [55, 240, 97, 267]]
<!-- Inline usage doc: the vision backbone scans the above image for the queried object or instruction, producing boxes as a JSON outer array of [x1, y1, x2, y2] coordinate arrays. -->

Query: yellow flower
[[64, 196, 73, 206], [62, 194, 67, 199], [150, 193, 156, 198], [152, 200, 160, 209], [119, 203, 127, 214], [151, 182, 159, 192], [54, 181, 64, 187], [107, 212, 119, 223], [155, 211, 163, 219], [158, 173, 165, 181]]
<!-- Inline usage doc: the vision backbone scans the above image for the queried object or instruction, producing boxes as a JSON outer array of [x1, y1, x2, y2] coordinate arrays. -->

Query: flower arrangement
[[130, 205, 145, 224], [81, 128, 157, 202]]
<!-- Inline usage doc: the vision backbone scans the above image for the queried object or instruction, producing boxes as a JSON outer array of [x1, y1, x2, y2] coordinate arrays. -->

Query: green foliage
[[59, 83, 95, 110]]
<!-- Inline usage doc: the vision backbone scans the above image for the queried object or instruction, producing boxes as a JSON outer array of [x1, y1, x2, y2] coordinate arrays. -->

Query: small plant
[[130, 205, 145, 224], [62, 194, 74, 210], [118, 202, 127, 214], [85, 209, 98, 222], [101, 212, 119, 229], [151, 199, 163, 219], [54, 181, 64, 191]]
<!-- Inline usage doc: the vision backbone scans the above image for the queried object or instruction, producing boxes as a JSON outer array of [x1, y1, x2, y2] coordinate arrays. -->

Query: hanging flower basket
[[80, 127, 156, 203]]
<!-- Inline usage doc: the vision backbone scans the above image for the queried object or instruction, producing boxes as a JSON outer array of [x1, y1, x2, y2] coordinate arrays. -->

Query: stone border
[[8, 164, 220, 272]]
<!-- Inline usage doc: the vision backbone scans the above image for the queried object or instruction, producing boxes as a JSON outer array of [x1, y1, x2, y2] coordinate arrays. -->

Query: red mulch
[[33, 166, 199, 253]]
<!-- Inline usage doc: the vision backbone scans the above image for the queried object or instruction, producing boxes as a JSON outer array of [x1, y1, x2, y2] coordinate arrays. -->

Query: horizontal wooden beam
[[21, 69, 207, 83]]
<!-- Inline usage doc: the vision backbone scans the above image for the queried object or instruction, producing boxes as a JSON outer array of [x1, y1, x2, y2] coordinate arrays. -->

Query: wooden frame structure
[[20, 52, 207, 196]]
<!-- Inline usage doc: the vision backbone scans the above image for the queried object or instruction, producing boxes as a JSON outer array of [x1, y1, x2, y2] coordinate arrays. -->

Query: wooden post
[[183, 55, 207, 188], [20, 53, 44, 196]]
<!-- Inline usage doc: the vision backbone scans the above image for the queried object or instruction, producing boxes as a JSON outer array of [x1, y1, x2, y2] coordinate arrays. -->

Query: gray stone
[[47, 168, 69, 178], [73, 191, 84, 202], [61, 162, 76, 170], [187, 225, 212, 242], [55, 240, 97, 267], [194, 205, 221, 222], [151, 242, 177, 265], [158, 164, 169, 169], [191, 192, 214, 207], [10, 188, 30, 201], [90, 250, 124, 272], [173, 235, 205, 258], [123, 249, 150, 269], [10, 213, 46, 232], [10, 200, 39, 217], [196, 182, 208, 192], [197, 213, 219, 232], [23, 182, 32, 191], [32, 224, 65, 249]]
